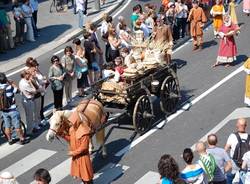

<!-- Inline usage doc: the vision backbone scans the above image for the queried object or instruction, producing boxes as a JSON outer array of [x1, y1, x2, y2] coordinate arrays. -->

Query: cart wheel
[[160, 75, 180, 115], [133, 95, 153, 135]]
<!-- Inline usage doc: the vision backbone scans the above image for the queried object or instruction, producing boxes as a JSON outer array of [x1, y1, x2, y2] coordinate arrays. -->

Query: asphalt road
[[1, 0, 250, 183]]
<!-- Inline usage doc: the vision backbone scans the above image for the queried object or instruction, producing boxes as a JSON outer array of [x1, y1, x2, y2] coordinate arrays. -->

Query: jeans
[[24, 17, 35, 41], [32, 10, 38, 26], [31, 17, 38, 37], [78, 10, 86, 28], [2, 110, 21, 129], [34, 96, 41, 126], [226, 172, 243, 184], [40, 95, 45, 120]]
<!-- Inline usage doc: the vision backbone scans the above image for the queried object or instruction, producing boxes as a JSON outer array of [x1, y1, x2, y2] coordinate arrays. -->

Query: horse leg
[[96, 129, 106, 158]]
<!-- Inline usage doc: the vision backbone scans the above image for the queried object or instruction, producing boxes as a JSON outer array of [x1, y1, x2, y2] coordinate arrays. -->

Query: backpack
[[232, 132, 250, 167], [200, 153, 216, 182], [0, 86, 11, 110]]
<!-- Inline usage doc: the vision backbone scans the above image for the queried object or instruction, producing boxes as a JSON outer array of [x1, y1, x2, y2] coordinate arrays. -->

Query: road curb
[[3, 0, 125, 74]]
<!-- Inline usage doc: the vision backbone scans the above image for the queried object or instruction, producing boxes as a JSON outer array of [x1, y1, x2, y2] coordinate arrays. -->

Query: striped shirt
[[181, 164, 207, 184], [0, 83, 18, 110]]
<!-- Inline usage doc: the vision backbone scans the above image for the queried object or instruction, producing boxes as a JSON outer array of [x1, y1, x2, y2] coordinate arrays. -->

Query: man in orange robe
[[62, 111, 94, 184], [187, 0, 207, 50]]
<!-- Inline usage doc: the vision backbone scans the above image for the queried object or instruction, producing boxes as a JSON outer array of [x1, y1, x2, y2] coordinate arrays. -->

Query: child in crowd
[[114, 57, 125, 82]]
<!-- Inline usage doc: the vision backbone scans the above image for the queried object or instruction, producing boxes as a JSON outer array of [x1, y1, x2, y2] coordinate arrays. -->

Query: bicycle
[[0, 116, 26, 141], [49, 0, 64, 13]]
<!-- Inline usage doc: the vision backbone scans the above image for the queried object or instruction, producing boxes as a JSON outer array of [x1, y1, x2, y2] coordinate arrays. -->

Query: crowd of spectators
[[0, 0, 39, 54]]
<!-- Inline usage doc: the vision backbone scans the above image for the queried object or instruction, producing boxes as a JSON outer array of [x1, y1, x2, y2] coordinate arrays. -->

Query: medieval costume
[[210, 2, 225, 36], [243, 0, 250, 16], [229, 0, 238, 24], [187, 2, 207, 50], [212, 15, 239, 67], [153, 16, 173, 64], [244, 58, 250, 106], [62, 111, 93, 184]]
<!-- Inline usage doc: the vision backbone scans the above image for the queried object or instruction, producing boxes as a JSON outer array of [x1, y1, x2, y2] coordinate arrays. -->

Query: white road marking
[[0, 149, 56, 178], [48, 158, 71, 184], [0, 144, 23, 160], [190, 107, 250, 150], [135, 171, 160, 184], [115, 65, 244, 157], [93, 163, 129, 184]]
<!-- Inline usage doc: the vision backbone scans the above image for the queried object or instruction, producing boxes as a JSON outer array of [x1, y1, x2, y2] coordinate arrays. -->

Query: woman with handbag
[[48, 55, 66, 111], [73, 38, 89, 97]]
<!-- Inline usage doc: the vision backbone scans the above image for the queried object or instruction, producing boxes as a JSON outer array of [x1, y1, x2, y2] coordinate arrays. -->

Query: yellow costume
[[244, 58, 250, 106], [229, 2, 238, 24], [210, 4, 225, 35]]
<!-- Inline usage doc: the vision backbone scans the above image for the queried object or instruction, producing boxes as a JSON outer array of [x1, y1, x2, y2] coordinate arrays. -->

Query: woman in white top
[[118, 23, 131, 48], [108, 26, 121, 63]]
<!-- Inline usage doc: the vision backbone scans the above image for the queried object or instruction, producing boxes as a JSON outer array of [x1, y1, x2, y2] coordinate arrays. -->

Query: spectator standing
[[138, 14, 150, 39], [101, 14, 113, 63], [131, 5, 141, 31], [30, 0, 38, 27], [89, 23, 102, 80], [61, 46, 75, 104], [73, 38, 89, 97], [158, 154, 184, 184], [12, 0, 25, 44], [196, 142, 217, 182], [19, 70, 39, 135], [48, 56, 65, 111], [165, 2, 176, 31], [107, 26, 121, 63], [22, 0, 35, 42], [210, 0, 225, 37], [30, 60, 49, 126], [225, 118, 249, 184], [118, 23, 131, 48], [0, 8, 15, 49], [187, 0, 207, 50], [207, 134, 232, 184], [181, 148, 207, 184], [76, 0, 87, 28], [0, 73, 29, 145], [212, 15, 239, 68], [175, 0, 188, 39], [33, 168, 51, 184], [145, 10, 155, 34], [244, 58, 250, 107]]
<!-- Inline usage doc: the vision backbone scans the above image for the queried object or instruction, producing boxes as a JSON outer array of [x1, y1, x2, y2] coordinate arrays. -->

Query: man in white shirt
[[225, 118, 249, 184], [76, 0, 87, 28]]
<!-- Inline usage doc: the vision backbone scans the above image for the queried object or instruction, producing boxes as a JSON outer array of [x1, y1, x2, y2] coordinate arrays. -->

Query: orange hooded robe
[[63, 111, 94, 182]]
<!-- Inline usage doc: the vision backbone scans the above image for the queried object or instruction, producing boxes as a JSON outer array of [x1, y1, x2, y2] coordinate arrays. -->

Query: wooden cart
[[92, 63, 181, 135]]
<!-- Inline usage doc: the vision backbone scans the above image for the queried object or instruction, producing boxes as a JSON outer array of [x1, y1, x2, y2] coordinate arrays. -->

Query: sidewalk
[[0, 0, 124, 73]]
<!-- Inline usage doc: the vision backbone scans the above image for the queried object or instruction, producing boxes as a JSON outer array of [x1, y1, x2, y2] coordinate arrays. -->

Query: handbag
[[76, 72, 82, 79]]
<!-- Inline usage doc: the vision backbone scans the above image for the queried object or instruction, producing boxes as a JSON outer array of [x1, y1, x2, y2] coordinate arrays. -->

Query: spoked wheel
[[1, 120, 27, 141], [133, 95, 154, 135], [160, 74, 180, 115]]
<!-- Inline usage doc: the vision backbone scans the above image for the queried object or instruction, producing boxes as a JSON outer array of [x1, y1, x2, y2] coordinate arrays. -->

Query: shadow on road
[[0, 24, 72, 62], [172, 58, 187, 69], [203, 39, 218, 50]]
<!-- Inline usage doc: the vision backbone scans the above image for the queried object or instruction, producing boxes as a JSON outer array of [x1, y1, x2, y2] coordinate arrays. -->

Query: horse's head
[[46, 110, 72, 142]]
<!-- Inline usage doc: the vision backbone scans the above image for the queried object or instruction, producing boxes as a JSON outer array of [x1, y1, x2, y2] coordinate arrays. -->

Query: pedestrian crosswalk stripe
[[93, 163, 129, 184], [0, 144, 23, 160], [134, 171, 160, 184], [0, 149, 56, 178], [48, 158, 71, 183]]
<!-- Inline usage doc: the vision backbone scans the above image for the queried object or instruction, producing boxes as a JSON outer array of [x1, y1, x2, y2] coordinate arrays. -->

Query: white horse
[[46, 99, 107, 157]]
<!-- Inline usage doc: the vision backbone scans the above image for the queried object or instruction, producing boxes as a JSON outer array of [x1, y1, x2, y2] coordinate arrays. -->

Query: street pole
[[94, 0, 100, 11]]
